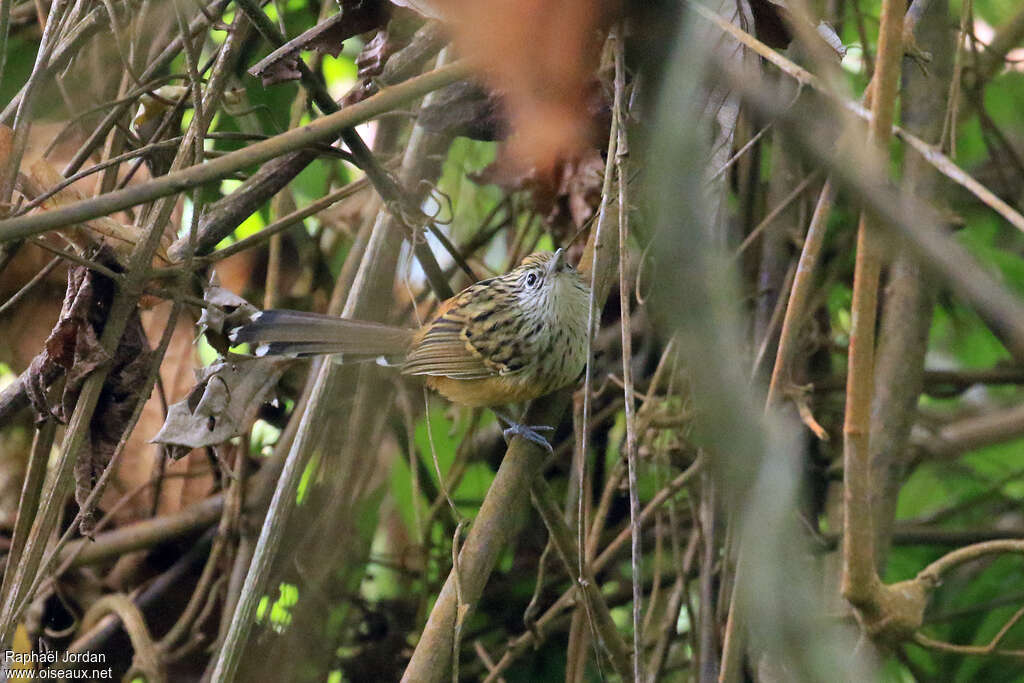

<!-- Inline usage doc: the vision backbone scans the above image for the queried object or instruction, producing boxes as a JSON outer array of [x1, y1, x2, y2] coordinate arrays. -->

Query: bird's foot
[[494, 412, 554, 454], [502, 423, 555, 454]]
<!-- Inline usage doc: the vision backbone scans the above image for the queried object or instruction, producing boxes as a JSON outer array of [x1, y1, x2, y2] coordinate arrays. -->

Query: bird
[[228, 249, 591, 451]]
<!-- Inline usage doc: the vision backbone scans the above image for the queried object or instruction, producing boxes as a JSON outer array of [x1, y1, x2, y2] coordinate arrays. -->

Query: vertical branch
[[569, 37, 621, 678], [612, 30, 643, 682], [869, 0, 952, 567], [578, 34, 621, 595], [841, 0, 906, 607]]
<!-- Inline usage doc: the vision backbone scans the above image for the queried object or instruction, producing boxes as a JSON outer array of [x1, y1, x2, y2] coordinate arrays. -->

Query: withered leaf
[[78, 314, 150, 534], [151, 356, 290, 451], [25, 251, 119, 423], [341, 28, 399, 106], [22, 247, 153, 534], [557, 147, 606, 229], [470, 145, 605, 239], [425, 0, 610, 172], [466, 76, 608, 219], [249, 3, 390, 86]]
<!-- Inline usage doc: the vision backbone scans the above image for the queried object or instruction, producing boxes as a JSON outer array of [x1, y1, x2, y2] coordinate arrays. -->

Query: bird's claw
[[501, 423, 554, 454]]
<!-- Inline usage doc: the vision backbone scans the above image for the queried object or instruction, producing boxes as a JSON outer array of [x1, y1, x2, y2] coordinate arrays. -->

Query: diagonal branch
[[0, 62, 470, 245]]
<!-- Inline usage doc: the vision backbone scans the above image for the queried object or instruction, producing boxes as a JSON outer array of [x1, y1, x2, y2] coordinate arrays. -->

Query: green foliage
[[257, 582, 300, 634], [436, 138, 503, 247], [0, 37, 37, 106], [389, 402, 485, 533]]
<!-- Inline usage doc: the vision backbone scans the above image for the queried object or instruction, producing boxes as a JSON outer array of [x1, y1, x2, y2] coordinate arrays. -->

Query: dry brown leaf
[[22, 248, 153, 533], [471, 145, 606, 242], [152, 356, 290, 451], [428, 0, 612, 172], [249, 3, 390, 86], [341, 29, 397, 106]]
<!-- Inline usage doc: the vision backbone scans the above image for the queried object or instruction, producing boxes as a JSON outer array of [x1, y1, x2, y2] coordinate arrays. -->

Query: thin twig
[[765, 181, 836, 406], [612, 28, 644, 682], [0, 254, 61, 315], [484, 459, 701, 681]]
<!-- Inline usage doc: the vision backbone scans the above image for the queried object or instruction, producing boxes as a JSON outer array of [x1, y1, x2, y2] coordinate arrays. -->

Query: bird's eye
[[526, 273, 539, 288]]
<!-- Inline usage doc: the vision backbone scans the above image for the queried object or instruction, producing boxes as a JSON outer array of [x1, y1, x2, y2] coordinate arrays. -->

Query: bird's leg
[[493, 409, 555, 455]]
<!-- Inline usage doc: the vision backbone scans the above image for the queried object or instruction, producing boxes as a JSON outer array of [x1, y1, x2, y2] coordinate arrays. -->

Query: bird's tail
[[228, 309, 416, 363]]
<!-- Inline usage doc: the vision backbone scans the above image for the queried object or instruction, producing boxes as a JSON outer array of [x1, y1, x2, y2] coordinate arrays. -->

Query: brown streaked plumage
[[229, 249, 591, 408]]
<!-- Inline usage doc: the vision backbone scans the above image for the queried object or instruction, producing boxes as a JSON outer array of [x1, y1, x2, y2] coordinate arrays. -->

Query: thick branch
[[841, 0, 905, 610]]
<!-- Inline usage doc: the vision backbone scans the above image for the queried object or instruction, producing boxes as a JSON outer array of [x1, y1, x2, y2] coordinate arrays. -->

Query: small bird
[[229, 249, 591, 450]]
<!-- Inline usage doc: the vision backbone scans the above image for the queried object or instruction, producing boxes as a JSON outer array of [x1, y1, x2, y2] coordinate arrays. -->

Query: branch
[[57, 495, 223, 567], [529, 478, 632, 677], [869, 0, 950, 571], [0, 62, 470, 245], [916, 402, 1024, 460], [484, 459, 702, 681], [689, 1, 1024, 235], [839, 0, 907, 613], [80, 594, 164, 682]]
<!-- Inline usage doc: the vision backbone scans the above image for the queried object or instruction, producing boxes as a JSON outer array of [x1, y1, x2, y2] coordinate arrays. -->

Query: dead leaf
[[341, 29, 397, 106], [427, 0, 613, 172], [471, 145, 605, 241], [22, 247, 153, 533], [555, 148, 607, 228], [151, 356, 290, 451], [249, 3, 390, 86]]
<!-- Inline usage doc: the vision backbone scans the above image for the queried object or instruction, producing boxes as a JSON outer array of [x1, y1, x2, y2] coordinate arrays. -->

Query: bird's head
[[508, 249, 589, 320]]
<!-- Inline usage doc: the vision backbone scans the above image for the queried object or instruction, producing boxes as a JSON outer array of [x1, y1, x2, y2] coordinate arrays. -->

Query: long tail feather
[[229, 310, 415, 360]]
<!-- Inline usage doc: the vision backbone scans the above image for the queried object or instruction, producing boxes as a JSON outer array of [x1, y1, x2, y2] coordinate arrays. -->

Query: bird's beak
[[547, 248, 564, 277]]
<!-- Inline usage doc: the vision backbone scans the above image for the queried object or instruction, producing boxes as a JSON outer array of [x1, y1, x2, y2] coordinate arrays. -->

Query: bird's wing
[[402, 287, 508, 380]]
